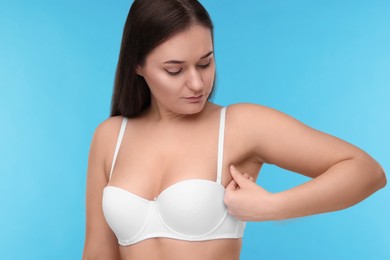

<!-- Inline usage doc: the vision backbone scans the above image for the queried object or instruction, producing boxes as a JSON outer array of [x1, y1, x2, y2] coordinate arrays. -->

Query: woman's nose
[[186, 68, 204, 91]]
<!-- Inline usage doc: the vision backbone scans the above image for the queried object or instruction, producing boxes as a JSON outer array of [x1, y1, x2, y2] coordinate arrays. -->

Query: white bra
[[102, 107, 246, 246]]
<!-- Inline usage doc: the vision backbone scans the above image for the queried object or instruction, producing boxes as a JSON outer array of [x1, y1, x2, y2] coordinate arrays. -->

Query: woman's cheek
[[149, 73, 174, 92], [205, 71, 215, 90]]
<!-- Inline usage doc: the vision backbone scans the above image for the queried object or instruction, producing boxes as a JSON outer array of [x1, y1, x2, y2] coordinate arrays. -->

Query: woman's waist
[[119, 237, 242, 260]]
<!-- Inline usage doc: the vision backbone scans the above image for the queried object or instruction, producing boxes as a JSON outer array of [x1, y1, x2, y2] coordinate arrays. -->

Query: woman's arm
[[272, 154, 385, 220], [83, 121, 120, 260], [224, 103, 386, 221]]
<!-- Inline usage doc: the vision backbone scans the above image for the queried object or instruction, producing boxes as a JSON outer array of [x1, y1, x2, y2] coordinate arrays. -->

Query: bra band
[[216, 107, 226, 184], [108, 107, 227, 182], [109, 117, 128, 180]]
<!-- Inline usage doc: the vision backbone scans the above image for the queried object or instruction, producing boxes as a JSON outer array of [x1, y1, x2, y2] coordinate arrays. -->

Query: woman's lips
[[184, 95, 204, 102]]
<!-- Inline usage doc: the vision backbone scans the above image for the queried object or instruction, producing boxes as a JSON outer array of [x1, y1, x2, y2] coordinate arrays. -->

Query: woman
[[83, 0, 386, 259]]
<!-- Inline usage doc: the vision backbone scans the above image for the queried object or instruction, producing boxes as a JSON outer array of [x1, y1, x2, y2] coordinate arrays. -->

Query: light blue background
[[0, 0, 388, 259]]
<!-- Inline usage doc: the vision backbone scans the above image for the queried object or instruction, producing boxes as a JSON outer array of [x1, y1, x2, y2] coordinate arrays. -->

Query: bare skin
[[83, 25, 386, 259]]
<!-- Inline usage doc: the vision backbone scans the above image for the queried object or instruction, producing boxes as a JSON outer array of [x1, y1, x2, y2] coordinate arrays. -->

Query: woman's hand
[[224, 165, 279, 222]]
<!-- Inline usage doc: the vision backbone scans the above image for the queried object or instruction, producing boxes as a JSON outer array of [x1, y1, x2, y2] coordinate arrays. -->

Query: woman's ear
[[136, 65, 144, 77]]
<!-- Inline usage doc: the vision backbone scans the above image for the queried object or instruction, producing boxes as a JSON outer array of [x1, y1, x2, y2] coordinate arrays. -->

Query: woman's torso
[[117, 238, 242, 260], [104, 103, 263, 259]]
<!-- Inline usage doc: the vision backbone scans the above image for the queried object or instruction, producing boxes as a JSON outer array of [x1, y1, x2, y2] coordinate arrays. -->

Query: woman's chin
[[181, 100, 209, 115]]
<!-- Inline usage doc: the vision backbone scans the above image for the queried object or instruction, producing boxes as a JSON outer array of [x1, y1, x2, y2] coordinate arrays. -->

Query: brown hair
[[110, 0, 215, 118]]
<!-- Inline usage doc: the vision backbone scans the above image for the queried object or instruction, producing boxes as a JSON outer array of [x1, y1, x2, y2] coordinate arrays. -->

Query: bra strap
[[109, 117, 128, 180], [216, 107, 227, 184]]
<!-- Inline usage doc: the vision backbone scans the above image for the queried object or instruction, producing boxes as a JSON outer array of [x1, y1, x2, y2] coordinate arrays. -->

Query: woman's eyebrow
[[163, 51, 214, 64]]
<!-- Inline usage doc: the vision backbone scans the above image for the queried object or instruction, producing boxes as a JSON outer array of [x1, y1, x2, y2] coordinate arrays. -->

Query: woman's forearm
[[272, 156, 386, 220]]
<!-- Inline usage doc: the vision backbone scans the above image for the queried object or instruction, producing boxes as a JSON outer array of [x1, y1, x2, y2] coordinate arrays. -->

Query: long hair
[[110, 0, 215, 118]]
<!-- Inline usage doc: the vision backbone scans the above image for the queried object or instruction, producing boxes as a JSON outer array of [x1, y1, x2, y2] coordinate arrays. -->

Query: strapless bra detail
[[102, 107, 246, 246]]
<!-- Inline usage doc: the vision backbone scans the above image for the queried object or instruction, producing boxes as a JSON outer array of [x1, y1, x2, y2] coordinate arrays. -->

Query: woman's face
[[137, 24, 215, 116]]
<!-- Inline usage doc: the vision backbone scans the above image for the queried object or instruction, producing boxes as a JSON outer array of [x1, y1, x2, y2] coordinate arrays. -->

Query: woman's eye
[[198, 63, 210, 69], [165, 69, 182, 76]]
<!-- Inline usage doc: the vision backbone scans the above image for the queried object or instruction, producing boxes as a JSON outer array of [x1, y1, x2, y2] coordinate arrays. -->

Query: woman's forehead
[[147, 25, 213, 63]]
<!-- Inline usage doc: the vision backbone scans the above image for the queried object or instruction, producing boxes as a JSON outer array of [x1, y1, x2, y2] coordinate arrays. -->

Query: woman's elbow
[[357, 154, 387, 193], [365, 155, 387, 191], [374, 162, 387, 190]]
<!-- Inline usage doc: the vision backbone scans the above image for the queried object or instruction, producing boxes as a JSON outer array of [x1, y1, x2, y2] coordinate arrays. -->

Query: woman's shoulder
[[94, 115, 125, 140], [227, 102, 288, 122], [89, 116, 127, 174], [90, 115, 127, 154]]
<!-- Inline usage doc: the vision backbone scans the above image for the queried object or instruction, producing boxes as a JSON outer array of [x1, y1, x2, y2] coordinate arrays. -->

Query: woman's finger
[[225, 179, 238, 191]]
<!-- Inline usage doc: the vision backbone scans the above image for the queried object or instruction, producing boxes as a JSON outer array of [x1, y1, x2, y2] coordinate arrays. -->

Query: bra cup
[[102, 187, 152, 241], [157, 180, 227, 237]]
